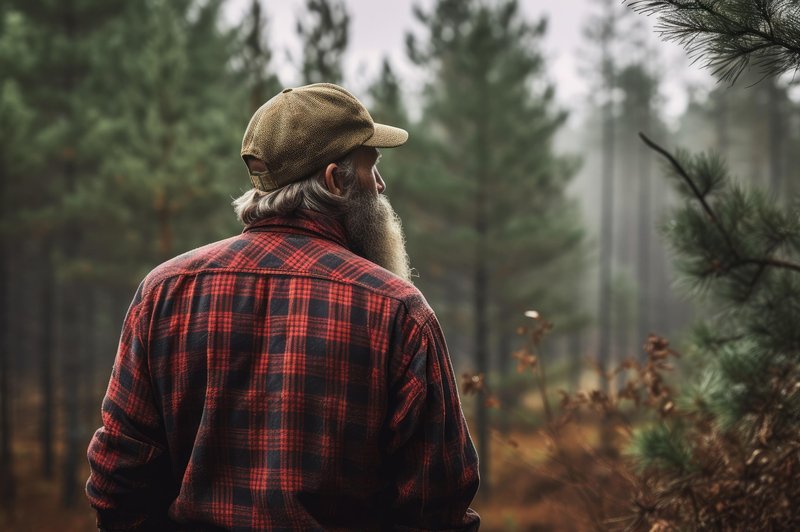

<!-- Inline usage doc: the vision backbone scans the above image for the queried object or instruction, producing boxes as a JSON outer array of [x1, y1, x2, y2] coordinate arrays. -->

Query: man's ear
[[324, 163, 344, 196]]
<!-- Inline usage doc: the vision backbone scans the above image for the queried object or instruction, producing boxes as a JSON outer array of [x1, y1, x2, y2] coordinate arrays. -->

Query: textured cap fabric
[[241, 83, 409, 192]]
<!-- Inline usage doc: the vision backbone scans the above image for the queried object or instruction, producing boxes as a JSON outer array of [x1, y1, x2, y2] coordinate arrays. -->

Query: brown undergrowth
[[463, 312, 800, 531]]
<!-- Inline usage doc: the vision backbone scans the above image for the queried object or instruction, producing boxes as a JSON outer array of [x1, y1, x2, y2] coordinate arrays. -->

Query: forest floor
[[470, 423, 634, 531], [1, 389, 96, 532]]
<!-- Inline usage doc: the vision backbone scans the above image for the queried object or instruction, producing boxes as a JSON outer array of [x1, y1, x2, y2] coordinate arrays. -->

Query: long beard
[[343, 190, 412, 282]]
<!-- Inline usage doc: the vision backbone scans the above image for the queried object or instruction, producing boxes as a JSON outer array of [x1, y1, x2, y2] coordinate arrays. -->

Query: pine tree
[[0, 0, 136, 506], [626, 134, 800, 529], [238, 0, 282, 113], [0, 7, 37, 506], [407, 0, 585, 495], [1, 0, 246, 508], [626, 0, 800, 83], [615, 54, 674, 357], [365, 59, 417, 220], [366, 59, 407, 131], [710, 74, 790, 193], [84, 0, 244, 269], [365, 58, 439, 275], [620, 1, 800, 527], [582, 0, 623, 391], [296, 0, 350, 84]]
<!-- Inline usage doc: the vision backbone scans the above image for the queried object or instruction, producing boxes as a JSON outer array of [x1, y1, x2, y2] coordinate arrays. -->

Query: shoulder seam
[[141, 267, 432, 325]]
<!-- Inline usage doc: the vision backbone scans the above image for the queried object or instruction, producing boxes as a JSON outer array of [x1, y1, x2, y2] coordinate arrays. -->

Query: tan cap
[[241, 83, 409, 192]]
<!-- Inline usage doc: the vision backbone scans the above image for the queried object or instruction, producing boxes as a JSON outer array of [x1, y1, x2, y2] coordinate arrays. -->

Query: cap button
[[282, 88, 292, 93]]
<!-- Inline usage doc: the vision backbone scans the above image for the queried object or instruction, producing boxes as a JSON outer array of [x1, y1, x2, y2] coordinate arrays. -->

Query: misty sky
[[225, 0, 715, 121]]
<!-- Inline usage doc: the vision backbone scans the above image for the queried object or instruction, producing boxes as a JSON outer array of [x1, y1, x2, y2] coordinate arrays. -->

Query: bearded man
[[86, 83, 480, 531]]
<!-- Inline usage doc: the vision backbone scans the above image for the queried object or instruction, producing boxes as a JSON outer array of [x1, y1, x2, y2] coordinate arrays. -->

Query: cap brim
[[363, 123, 408, 148]]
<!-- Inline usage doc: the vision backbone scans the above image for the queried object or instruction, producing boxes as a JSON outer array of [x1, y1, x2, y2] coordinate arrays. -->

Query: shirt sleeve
[[85, 283, 174, 531], [384, 313, 481, 531]]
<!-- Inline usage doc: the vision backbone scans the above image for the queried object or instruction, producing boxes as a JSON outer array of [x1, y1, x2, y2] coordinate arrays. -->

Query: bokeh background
[[2, 0, 799, 530]]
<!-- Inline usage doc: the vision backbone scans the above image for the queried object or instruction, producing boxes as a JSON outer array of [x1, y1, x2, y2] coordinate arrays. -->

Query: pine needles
[[623, 135, 800, 530], [460, 135, 800, 529], [625, 0, 800, 84]]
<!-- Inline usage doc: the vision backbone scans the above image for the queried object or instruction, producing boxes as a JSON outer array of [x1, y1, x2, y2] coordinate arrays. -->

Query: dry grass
[[470, 423, 625, 531]]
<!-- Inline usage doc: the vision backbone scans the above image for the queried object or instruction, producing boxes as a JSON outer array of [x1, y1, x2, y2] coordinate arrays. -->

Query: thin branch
[[639, 133, 800, 275], [733, 257, 800, 274], [638, 133, 740, 256]]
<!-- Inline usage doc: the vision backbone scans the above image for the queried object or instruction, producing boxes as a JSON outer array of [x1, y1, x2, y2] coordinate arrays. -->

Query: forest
[[2, 0, 800, 530]]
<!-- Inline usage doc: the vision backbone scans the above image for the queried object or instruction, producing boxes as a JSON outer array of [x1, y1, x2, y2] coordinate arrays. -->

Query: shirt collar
[[243, 209, 350, 249]]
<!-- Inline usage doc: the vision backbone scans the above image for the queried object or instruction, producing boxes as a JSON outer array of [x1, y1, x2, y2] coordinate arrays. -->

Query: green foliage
[[365, 58, 420, 241], [237, 0, 282, 112], [626, 0, 800, 84], [367, 59, 407, 128], [404, 0, 586, 336], [653, 138, 800, 419], [622, 135, 800, 529], [630, 422, 692, 472], [1, 0, 248, 285], [296, 0, 349, 84]]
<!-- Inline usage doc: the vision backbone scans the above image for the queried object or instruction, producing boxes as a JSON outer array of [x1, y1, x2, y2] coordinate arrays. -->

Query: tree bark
[[474, 73, 491, 498], [40, 245, 55, 479], [636, 104, 652, 360], [474, 166, 490, 498], [598, 45, 616, 395], [60, 284, 82, 508], [0, 152, 16, 514], [58, 1, 83, 506]]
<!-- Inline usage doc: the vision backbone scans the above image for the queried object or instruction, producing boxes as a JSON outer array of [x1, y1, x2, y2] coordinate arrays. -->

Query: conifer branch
[[731, 257, 800, 274], [638, 133, 737, 254], [639, 133, 800, 275], [626, 0, 800, 83]]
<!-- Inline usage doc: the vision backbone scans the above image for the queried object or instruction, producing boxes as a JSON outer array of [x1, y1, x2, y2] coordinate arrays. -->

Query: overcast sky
[[225, 0, 715, 122]]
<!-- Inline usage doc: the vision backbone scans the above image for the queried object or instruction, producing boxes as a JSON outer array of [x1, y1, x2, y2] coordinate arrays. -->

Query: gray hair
[[233, 153, 357, 225]]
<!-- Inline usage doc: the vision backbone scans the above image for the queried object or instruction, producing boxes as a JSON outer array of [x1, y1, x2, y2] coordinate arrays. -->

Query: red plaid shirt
[[86, 209, 480, 531]]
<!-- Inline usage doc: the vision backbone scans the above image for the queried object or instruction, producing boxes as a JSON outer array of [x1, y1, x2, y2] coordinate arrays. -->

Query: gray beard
[[343, 190, 412, 282]]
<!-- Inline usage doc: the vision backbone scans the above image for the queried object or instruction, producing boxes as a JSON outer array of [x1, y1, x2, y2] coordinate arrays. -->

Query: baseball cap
[[241, 83, 409, 192]]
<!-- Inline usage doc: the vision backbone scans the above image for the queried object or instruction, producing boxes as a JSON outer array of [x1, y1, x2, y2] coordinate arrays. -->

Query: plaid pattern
[[86, 209, 480, 531]]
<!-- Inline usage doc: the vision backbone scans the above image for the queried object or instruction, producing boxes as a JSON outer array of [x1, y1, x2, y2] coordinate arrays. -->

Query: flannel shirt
[[86, 209, 480, 531]]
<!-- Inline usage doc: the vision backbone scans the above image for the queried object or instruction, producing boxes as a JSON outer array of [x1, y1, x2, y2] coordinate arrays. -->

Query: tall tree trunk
[[61, 198, 83, 509], [598, 74, 615, 395], [82, 289, 96, 431], [0, 154, 15, 515], [59, 138, 82, 508], [40, 244, 55, 479], [59, 1, 83, 506], [474, 78, 491, 497], [651, 168, 672, 336], [636, 107, 652, 359], [594, 0, 618, 397], [474, 167, 490, 498], [60, 286, 82, 508], [59, 158, 84, 509]]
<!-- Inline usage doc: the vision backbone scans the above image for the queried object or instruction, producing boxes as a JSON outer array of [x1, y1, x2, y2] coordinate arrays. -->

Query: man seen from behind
[[86, 83, 481, 531]]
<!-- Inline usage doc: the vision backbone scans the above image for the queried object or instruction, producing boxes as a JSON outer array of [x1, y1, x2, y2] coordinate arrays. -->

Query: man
[[86, 83, 480, 531]]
